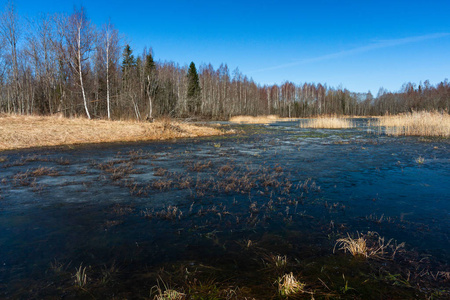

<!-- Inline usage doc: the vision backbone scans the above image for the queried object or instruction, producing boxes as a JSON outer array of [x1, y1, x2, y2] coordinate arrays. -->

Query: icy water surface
[[0, 120, 449, 299]]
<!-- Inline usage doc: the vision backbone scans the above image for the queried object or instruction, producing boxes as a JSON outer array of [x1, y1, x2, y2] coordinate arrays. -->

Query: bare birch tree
[[64, 7, 95, 119], [0, 1, 20, 113], [99, 21, 119, 119]]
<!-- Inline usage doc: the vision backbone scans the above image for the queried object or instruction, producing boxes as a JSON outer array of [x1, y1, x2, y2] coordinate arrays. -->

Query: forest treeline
[[0, 3, 449, 120]]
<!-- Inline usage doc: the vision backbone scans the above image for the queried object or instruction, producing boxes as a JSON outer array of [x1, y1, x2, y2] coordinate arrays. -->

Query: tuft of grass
[[100, 261, 119, 285], [371, 111, 450, 137], [154, 289, 185, 300], [74, 264, 87, 288], [415, 156, 425, 164], [50, 259, 69, 274], [334, 232, 404, 260], [335, 233, 369, 257], [300, 116, 354, 129], [263, 254, 288, 271], [277, 272, 306, 296], [151, 278, 186, 300]]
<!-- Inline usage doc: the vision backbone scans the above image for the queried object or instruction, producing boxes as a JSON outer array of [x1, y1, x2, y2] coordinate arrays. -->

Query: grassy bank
[[229, 115, 280, 124], [229, 115, 299, 124], [0, 114, 227, 151], [371, 111, 450, 137], [300, 116, 354, 128]]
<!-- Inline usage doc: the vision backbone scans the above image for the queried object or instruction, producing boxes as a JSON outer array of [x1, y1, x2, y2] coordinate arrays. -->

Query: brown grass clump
[[371, 111, 450, 137], [300, 116, 354, 128], [277, 272, 306, 296], [335, 233, 370, 257], [334, 232, 404, 260], [0, 114, 225, 151]]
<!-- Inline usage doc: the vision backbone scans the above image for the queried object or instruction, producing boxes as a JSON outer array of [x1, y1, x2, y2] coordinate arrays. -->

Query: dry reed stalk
[[0, 114, 225, 151], [371, 111, 450, 137], [300, 116, 354, 128]]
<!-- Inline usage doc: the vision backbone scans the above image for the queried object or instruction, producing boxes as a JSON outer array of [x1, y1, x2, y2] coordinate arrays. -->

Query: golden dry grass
[[371, 111, 450, 137], [277, 272, 306, 296], [229, 115, 280, 124], [229, 115, 299, 124], [0, 114, 226, 151], [334, 234, 370, 258], [300, 116, 354, 128], [334, 232, 404, 260]]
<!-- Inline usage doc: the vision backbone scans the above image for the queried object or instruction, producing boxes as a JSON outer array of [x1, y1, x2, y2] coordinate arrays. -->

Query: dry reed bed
[[0, 114, 225, 151], [229, 115, 298, 124], [371, 111, 450, 137], [300, 116, 354, 128]]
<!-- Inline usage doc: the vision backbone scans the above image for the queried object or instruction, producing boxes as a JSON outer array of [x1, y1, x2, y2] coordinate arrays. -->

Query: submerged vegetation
[[1, 127, 448, 299]]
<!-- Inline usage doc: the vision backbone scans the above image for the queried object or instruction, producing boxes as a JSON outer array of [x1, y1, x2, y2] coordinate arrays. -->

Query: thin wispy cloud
[[249, 33, 450, 73]]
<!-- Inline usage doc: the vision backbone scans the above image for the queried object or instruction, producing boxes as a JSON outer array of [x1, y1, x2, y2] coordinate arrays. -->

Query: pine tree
[[187, 62, 201, 114]]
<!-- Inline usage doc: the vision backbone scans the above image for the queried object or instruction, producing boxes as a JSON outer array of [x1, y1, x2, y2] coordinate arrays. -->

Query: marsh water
[[1, 120, 449, 299]]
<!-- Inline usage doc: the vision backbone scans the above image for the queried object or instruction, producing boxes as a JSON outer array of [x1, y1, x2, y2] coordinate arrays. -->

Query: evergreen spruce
[[144, 53, 156, 76], [144, 54, 157, 98], [187, 62, 201, 114], [121, 45, 136, 82]]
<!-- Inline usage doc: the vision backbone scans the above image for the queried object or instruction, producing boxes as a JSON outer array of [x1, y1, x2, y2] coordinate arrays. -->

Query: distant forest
[[0, 4, 449, 120]]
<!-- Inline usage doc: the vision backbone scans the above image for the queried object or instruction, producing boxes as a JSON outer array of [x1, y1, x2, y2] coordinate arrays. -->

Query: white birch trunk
[[77, 23, 90, 119], [106, 29, 110, 119]]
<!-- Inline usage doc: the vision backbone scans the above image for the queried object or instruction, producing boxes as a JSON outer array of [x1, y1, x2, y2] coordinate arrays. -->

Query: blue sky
[[14, 0, 450, 94]]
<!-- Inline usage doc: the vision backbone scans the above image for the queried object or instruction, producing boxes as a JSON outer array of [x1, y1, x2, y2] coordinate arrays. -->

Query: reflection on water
[[1, 120, 449, 299]]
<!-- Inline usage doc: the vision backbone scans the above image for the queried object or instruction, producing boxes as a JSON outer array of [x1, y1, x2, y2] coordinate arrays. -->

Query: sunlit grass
[[229, 115, 280, 124], [277, 272, 306, 296], [230, 115, 299, 124], [371, 111, 450, 137], [334, 233, 369, 258], [74, 264, 87, 288], [300, 116, 354, 128], [152, 278, 186, 300], [154, 289, 185, 300], [334, 232, 405, 260], [0, 114, 225, 151]]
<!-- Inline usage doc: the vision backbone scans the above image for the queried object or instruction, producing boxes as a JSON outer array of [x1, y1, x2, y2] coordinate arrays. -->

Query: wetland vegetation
[[0, 3, 449, 298], [1, 120, 449, 299]]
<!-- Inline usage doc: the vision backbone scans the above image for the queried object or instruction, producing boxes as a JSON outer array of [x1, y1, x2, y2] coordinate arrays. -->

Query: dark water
[[1, 120, 449, 299]]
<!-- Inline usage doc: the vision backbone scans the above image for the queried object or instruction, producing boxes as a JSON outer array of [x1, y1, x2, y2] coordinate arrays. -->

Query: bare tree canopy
[[0, 3, 448, 119]]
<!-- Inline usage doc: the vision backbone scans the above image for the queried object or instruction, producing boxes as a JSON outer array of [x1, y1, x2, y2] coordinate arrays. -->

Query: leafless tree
[[99, 21, 119, 119], [0, 1, 20, 113], [63, 7, 96, 119]]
